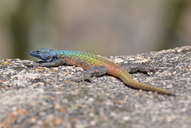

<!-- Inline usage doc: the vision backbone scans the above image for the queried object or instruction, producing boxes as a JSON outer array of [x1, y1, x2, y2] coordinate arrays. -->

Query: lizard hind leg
[[72, 66, 108, 82], [83, 66, 108, 81], [120, 63, 158, 74]]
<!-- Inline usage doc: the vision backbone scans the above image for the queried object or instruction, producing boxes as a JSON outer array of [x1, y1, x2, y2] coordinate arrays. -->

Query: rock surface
[[0, 46, 191, 128]]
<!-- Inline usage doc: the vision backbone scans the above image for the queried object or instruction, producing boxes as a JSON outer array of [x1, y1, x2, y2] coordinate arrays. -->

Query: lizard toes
[[70, 76, 92, 83]]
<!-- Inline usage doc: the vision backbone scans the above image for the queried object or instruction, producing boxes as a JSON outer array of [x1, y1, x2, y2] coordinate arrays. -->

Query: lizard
[[29, 48, 175, 96]]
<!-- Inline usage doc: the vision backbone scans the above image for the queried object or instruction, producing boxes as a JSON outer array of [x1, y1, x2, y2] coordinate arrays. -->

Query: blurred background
[[0, 0, 191, 60]]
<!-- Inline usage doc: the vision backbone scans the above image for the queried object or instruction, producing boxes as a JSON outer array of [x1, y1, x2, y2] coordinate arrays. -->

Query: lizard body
[[29, 48, 175, 96]]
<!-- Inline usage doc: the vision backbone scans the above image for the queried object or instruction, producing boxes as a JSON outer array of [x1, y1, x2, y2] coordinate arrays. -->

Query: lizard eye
[[36, 51, 39, 54]]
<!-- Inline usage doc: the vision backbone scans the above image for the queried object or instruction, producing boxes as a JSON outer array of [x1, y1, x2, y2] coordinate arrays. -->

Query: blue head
[[29, 48, 57, 62]]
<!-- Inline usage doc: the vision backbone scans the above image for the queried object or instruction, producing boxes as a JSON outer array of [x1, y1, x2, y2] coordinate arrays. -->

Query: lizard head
[[29, 48, 57, 62]]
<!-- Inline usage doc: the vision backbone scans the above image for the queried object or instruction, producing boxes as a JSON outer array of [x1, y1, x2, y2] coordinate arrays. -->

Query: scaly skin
[[29, 48, 175, 96]]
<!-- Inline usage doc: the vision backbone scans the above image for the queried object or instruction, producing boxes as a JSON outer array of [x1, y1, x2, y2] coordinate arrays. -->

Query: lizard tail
[[117, 70, 175, 96]]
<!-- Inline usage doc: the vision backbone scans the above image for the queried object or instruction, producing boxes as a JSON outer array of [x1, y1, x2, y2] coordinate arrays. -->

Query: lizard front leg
[[39, 59, 67, 67], [26, 59, 67, 67]]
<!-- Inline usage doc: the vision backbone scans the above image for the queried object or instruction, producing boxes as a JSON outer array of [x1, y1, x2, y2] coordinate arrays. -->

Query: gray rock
[[0, 46, 191, 128]]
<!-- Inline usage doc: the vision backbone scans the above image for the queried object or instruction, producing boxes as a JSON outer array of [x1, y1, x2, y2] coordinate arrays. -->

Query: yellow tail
[[117, 70, 175, 96]]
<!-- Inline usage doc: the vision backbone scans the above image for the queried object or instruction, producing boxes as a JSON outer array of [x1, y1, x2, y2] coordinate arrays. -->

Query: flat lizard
[[29, 48, 175, 96]]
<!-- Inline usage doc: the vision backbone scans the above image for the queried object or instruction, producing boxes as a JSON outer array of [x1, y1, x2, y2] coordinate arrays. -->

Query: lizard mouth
[[29, 51, 39, 58], [29, 51, 44, 61]]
